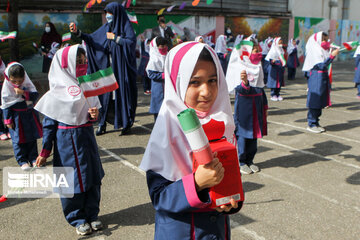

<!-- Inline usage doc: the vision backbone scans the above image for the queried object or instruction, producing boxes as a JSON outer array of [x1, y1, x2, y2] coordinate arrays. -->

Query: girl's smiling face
[[185, 60, 218, 112]]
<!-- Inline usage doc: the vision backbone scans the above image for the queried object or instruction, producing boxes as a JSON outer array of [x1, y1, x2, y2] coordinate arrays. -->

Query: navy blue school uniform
[[0, 81, 9, 136], [40, 116, 104, 227], [138, 41, 151, 92], [147, 70, 164, 116], [3, 91, 42, 166], [353, 54, 360, 96], [287, 48, 299, 80], [307, 55, 334, 127], [266, 59, 285, 97], [261, 56, 269, 84], [234, 82, 268, 165], [217, 53, 228, 75]]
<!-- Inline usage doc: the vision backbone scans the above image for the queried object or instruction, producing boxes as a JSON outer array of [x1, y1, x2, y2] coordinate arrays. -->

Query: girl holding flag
[[265, 37, 286, 101], [302, 32, 339, 133], [352, 44, 360, 98], [226, 37, 268, 174], [140, 42, 241, 239], [35, 44, 104, 236]]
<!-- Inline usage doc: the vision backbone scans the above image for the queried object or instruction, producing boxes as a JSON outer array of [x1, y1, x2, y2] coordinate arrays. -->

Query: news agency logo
[[3, 167, 74, 198]]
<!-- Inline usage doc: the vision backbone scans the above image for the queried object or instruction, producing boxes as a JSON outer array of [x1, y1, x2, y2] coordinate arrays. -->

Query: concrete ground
[[1, 59, 359, 240]]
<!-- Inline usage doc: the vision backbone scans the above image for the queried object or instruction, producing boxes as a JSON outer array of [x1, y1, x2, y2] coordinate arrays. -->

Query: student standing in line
[[302, 31, 339, 133], [226, 38, 268, 174], [286, 38, 300, 80], [352, 44, 360, 99], [1, 62, 42, 170], [140, 42, 242, 239], [0, 56, 10, 140]]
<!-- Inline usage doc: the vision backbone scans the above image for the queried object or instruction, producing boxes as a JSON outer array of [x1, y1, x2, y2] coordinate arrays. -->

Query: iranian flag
[[0, 31, 17, 42], [342, 41, 360, 51], [77, 67, 119, 98], [127, 11, 138, 24], [235, 40, 254, 59], [279, 53, 287, 67], [62, 32, 71, 42]]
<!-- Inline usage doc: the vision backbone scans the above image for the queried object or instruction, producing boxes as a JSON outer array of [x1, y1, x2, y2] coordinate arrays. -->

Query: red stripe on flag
[[83, 82, 119, 98]]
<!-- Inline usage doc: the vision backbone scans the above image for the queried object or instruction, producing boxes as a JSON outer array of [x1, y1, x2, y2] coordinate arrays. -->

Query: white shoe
[[21, 163, 31, 171], [249, 164, 260, 173], [270, 96, 278, 101], [317, 125, 325, 132], [240, 165, 253, 174], [277, 96, 283, 101], [306, 126, 322, 134]]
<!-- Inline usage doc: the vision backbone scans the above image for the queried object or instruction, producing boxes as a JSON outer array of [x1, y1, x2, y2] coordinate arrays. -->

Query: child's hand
[[6, 123, 14, 129], [271, 60, 276, 64], [194, 152, 224, 192], [35, 156, 47, 167], [215, 198, 239, 213], [331, 48, 340, 57], [240, 70, 248, 86], [14, 88, 24, 95], [88, 107, 99, 119], [107, 32, 115, 40], [69, 22, 77, 33]]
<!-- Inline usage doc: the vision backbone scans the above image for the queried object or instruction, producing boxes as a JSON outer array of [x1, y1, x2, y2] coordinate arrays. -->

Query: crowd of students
[[0, 2, 358, 239]]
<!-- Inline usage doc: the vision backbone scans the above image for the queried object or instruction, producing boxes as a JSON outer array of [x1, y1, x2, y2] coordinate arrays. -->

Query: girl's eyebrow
[[191, 74, 217, 79]]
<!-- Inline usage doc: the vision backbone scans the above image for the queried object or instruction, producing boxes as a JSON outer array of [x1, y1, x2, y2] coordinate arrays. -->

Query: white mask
[[45, 27, 51, 33]]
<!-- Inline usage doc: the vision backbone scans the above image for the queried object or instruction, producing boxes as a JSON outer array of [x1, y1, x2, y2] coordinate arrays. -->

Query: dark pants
[[143, 76, 151, 92], [307, 108, 322, 127], [60, 185, 101, 227], [0, 110, 8, 135], [356, 83, 360, 96], [271, 88, 281, 97], [237, 137, 258, 166], [11, 139, 38, 166], [288, 67, 296, 80]]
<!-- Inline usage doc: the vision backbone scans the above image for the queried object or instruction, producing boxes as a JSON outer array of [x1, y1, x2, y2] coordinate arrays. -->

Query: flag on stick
[[62, 33, 71, 42], [77, 67, 119, 98], [127, 11, 138, 24], [0, 31, 17, 42], [342, 41, 360, 51]]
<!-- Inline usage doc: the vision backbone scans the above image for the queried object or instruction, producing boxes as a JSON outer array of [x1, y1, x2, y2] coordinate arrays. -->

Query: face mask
[[45, 27, 51, 33], [278, 44, 283, 48], [321, 41, 330, 50], [106, 13, 113, 23], [158, 47, 168, 56], [76, 64, 88, 78], [226, 29, 231, 34], [249, 52, 262, 65]]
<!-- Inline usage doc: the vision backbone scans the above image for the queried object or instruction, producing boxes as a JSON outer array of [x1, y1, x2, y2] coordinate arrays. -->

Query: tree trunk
[[8, 0, 19, 62]]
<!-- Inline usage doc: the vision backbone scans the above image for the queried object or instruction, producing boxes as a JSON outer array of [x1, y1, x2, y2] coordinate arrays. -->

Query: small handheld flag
[[342, 41, 360, 51], [0, 31, 17, 42], [77, 67, 119, 98], [62, 33, 71, 42]]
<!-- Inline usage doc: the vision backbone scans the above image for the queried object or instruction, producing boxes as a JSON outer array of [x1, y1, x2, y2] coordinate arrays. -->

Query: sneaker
[[277, 96, 283, 101], [76, 223, 92, 236], [270, 96, 278, 101], [240, 164, 253, 174], [7, 133, 11, 139], [249, 164, 260, 173], [90, 220, 103, 231], [306, 126, 322, 134], [20, 163, 31, 171], [0, 133, 9, 141], [317, 125, 326, 132], [144, 90, 151, 95]]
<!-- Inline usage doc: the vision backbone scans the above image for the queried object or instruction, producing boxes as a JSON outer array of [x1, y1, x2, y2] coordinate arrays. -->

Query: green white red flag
[[62, 33, 71, 42], [77, 67, 118, 98], [0, 31, 17, 42], [342, 41, 360, 51]]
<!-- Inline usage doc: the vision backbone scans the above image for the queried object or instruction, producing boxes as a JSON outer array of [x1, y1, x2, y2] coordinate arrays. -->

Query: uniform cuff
[[330, 55, 335, 60], [40, 149, 51, 158], [24, 91, 30, 101], [241, 81, 250, 90], [182, 173, 211, 208], [4, 119, 12, 125]]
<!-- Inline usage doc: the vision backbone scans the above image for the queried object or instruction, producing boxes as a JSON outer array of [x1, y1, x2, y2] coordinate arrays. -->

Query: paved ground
[[1, 59, 360, 240]]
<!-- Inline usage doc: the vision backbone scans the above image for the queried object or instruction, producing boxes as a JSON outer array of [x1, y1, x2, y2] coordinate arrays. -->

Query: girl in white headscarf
[[1, 62, 42, 170], [146, 36, 168, 121], [194, 35, 204, 43], [0, 56, 10, 140], [265, 37, 286, 101], [302, 31, 339, 133], [260, 37, 273, 84], [35, 44, 104, 235], [215, 34, 229, 75], [140, 42, 241, 239], [286, 38, 300, 80], [226, 38, 268, 174], [352, 44, 360, 98]]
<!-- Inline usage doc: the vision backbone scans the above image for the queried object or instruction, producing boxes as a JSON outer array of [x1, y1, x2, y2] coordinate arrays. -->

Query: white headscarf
[[194, 36, 204, 42], [139, 42, 235, 181], [265, 37, 285, 65], [233, 34, 244, 47], [287, 38, 297, 54], [0, 59, 5, 74], [260, 37, 273, 55], [215, 35, 227, 54], [146, 37, 166, 73], [35, 44, 101, 126], [226, 39, 264, 94], [1, 62, 37, 109], [302, 32, 330, 72]]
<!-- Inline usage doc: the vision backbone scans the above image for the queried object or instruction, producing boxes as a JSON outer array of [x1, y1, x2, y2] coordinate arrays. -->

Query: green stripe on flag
[[77, 67, 113, 84], [235, 40, 253, 50]]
